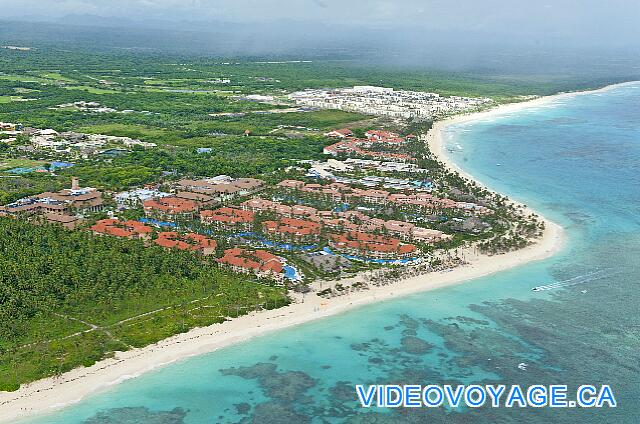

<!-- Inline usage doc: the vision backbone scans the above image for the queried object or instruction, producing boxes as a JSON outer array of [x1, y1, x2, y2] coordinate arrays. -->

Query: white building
[[288, 86, 492, 119], [115, 189, 171, 209]]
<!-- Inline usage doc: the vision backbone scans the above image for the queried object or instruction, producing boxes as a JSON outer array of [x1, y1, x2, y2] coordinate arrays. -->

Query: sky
[[2, 0, 639, 44], [1, 0, 639, 71]]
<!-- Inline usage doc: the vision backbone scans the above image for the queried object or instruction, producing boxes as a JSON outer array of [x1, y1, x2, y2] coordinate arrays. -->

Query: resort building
[[277, 179, 307, 191], [325, 128, 353, 138], [300, 183, 346, 202], [217, 248, 285, 282], [300, 251, 352, 273], [276, 180, 394, 206], [382, 220, 451, 243], [291, 205, 319, 218], [240, 197, 452, 244], [323, 139, 415, 162], [274, 180, 488, 215], [175, 179, 217, 193], [175, 191, 217, 207], [412, 227, 453, 243], [24, 128, 157, 157], [289, 86, 492, 119], [114, 188, 171, 209], [262, 218, 322, 243], [365, 130, 401, 140], [143, 196, 198, 221], [241, 198, 319, 219], [348, 188, 390, 205], [175, 177, 265, 202], [329, 231, 418, 259], [41, 213, 82, 230], [0, 177, 103, 217], [388, 193, 491, 214], [0, 122, 21, 133], [200, 207, 255, 231], [90, 218, 153, 240], [1, 197, 69, 216], [305, 159, 430, 189], [154, 232, 218, 255]]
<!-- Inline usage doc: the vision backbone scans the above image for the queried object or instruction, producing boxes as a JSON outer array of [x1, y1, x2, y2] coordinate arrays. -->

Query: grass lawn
[[0, 95, 35, 103], [199, 109, 371, 136], [273, 109, 370, 129], [13, 87, 40, 94], [0, 74, 50, 84], [65, 85, 122, 94], [38, 72, 78, 83], [0, 158, 47, 171], [76, 123, 184, 144], [143, 78, 193, 85]]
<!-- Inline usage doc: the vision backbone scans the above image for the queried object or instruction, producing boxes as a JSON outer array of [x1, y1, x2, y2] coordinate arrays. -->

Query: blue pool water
[[24, 82, 640, 423], [322, 246, 418, 264]]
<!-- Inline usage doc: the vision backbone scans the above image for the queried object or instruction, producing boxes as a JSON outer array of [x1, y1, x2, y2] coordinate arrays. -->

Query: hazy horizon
[[1, 1, 639, 76], [3, 1, 639, 46]]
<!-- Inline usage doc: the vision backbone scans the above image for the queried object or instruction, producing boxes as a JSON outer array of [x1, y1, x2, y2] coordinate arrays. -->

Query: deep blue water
[[24, 83, 640, 423]]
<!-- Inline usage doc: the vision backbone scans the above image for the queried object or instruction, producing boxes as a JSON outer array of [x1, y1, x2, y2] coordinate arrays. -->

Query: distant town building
[[289, 86, 492, 119]]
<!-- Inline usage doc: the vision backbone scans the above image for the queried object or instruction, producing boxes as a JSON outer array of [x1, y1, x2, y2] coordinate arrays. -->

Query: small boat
[[496, 163, 501, 166], [531, 268, 616, 292]]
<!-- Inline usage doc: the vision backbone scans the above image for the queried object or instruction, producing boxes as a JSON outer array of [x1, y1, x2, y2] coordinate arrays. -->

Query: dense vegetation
[[0, 46, 602, 390], [1, 46, 629, 201], [0, 218, 289, 391]]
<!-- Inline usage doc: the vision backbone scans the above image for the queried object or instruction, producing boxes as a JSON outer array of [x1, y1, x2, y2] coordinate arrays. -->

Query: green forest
[[0, 218, 289, 391]]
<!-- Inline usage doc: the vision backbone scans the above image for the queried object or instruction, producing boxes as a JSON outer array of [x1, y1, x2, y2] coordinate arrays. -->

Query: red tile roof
[[323, 133, 414, 162], [154, 232, 217, 252], [277, 179, 306, 189], [365, 130, 401, 140], [263, 217, 322, 237], [329, 231, 417, 256], [217, 248, 284, 274], [143, 197, 198, 214], [90, 218, 153, 238], [201, 207, 254, 224], [329, 128, 353, 136]]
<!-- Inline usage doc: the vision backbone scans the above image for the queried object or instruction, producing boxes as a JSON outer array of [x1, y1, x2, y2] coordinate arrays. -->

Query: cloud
[[0, 0, 638, 47]]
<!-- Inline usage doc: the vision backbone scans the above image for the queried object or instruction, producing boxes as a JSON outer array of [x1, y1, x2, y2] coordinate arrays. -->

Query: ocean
[[24, 82, 640, 423]]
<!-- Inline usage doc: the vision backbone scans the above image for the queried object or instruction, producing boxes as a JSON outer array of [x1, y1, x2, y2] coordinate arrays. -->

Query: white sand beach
[[7, 82, 638, 423]]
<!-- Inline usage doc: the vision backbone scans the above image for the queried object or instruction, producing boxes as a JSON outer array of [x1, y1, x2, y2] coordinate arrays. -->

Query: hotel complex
[[1, 122, 496, 284]]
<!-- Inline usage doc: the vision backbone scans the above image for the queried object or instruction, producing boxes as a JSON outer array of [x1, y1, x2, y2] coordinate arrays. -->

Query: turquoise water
[[25, 83, 640, 423]]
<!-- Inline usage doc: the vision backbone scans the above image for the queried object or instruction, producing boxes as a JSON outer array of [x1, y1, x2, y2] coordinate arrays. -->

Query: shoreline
[[3, 223, 562, 423], [6, 83, 635, 424], [428, 80, 638, 208]]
